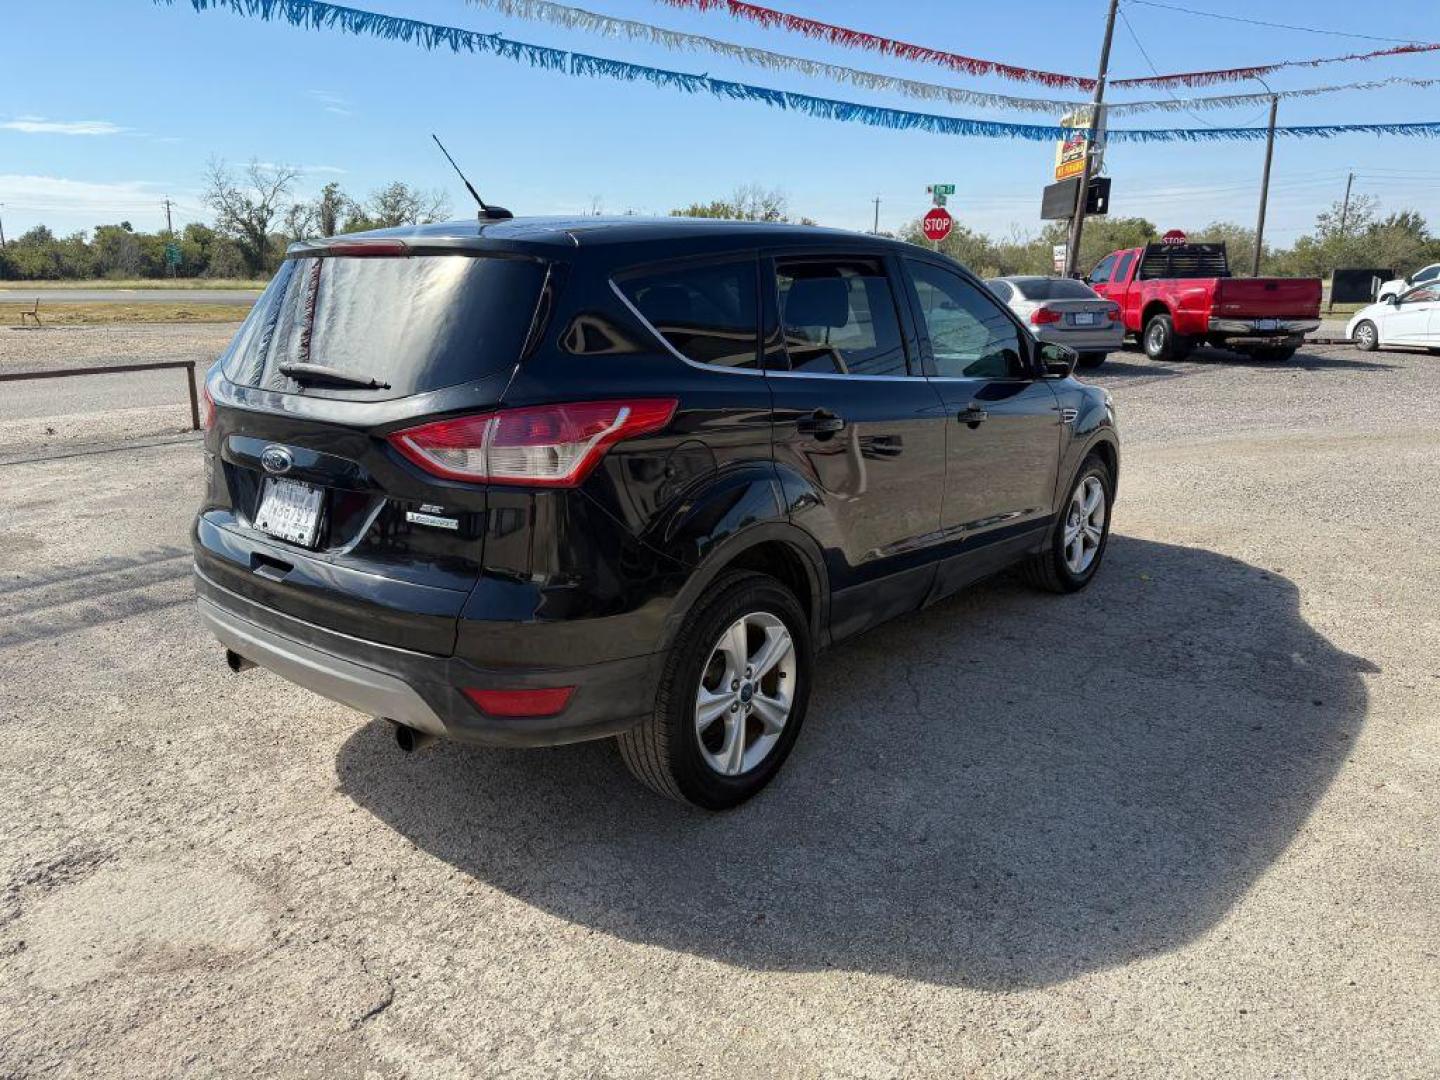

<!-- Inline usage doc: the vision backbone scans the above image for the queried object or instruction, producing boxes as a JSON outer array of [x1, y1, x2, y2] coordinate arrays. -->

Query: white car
[[1347, 283, 1440, 352], [1377, 263, 1440, 303]]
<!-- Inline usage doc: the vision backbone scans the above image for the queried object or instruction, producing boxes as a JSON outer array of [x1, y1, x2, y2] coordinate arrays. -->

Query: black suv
[[195, 217, 1118, 809]]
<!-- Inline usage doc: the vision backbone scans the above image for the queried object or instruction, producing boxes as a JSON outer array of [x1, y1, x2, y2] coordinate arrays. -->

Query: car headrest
[[784, 276, 851, 329]]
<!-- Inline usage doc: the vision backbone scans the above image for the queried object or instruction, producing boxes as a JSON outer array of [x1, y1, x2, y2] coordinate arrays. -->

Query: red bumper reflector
[[463, 686, 576, 718]]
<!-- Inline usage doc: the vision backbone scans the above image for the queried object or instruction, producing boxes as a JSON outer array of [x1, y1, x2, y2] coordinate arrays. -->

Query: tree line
[[0, 159, 450, 281], [1, 166, 1433, 282], [899, 194, 1438, 280]]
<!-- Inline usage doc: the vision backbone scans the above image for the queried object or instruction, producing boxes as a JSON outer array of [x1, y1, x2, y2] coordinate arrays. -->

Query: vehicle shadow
[[335, 536, 1375, 990], [1192, 347, 1397, 372]]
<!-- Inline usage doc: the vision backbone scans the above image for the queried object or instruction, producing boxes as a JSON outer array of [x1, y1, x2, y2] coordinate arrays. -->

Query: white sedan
[[1348, 283, 1440, 352]]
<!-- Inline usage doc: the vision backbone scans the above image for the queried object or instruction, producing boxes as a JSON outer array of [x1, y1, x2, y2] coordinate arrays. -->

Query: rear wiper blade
[[277, 363, 391, 390]]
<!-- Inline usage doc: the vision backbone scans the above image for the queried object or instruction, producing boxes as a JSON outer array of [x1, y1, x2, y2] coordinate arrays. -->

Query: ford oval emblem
[[260, 446, 294, 475]]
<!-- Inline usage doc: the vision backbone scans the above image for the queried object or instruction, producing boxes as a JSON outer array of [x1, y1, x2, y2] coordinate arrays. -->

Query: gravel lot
[[1, 326, 1436, 1078]]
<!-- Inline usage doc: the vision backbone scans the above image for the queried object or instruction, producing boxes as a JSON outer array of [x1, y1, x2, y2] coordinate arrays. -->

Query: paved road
[[0, 288, 260, 305], [2, 366, 209, 421]]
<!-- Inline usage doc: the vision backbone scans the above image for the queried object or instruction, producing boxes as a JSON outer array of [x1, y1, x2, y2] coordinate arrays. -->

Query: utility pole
[[162, 197, 175, 236], [871, 195, 880, 235], [1252, 94, 1278, 277], [0, 203, 6, 248], [1337, 171, 1355, 240], [1064, 0, 1120, 278]]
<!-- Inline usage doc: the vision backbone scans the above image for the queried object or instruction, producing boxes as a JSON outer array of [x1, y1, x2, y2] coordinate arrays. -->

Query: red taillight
[[1107, 305, 1123, 322], [463, 687, 575, 718], [388, 399, 677, 487], [1030, 306, 1063, 325], [201, 383, 216, 431]]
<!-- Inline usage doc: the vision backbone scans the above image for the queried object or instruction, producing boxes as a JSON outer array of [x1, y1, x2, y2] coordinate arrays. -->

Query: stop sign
[[1160, 228, 1188, 246], [923, 207, 953, 243]]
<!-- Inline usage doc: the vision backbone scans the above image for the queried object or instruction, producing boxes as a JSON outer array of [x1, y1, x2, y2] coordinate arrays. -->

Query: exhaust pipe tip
[[392, 721, 437, 754], [225, 649, 256, 674]]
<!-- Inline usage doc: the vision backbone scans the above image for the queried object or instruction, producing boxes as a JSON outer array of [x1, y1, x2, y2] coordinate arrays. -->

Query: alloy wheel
[[694, 611, 796, 776], [1063, 476, 1107, 575]]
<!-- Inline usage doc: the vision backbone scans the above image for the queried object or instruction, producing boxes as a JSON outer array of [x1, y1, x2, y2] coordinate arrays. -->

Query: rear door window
[[616, 260, 760, 369], [222, 254, 546, 399], [773, 257, 909, 376]]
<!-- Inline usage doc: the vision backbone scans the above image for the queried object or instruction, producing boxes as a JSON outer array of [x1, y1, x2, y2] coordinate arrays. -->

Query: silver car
[[986, 276, 1123, 369]]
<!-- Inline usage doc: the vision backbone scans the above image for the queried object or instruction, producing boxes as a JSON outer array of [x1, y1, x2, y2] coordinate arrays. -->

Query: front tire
[[618, 571, 812, 809], [1143, 313, 1193, 361], [1021, 454, 1114, 594], [1352, 320, 1379, 351]]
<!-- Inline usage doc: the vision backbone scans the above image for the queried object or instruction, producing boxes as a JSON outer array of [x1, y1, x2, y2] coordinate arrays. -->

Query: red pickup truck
[[1088, 243, 1322, 361]]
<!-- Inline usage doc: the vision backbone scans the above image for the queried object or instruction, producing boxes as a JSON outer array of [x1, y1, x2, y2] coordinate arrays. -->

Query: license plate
[[1072, 312, 1097, 325], [255, 478, 324, 547], [1254, 318, 1280, 331]]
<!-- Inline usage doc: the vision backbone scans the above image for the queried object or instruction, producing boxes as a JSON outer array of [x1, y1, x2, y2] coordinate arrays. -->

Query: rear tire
[[1352, 320, 1379, 351], [617, 571, 813, 810], [1020, 454, 1114, 594], [1143, 314, 1193, 361], [1076, 351, 1107, 369]]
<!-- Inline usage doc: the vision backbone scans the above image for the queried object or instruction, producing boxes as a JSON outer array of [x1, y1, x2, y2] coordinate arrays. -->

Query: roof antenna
[[431, 134, 512, 223]]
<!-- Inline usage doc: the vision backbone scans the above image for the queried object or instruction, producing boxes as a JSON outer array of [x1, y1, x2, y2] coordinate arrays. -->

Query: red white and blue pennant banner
[[653, 0, 1440, 90], [465, 0, 1440, 116], [160, 0, 1440, 142]]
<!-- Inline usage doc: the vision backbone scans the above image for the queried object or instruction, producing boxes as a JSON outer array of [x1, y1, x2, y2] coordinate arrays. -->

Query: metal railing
[[0, 360, 201, 430]]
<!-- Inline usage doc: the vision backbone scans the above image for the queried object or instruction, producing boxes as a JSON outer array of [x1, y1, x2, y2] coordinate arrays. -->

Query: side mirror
[[1390, 294, 1402, 306], [1039, 342, 1079, 379]]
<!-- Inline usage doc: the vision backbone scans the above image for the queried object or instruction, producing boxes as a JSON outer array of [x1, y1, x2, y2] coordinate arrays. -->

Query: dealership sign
[[1054, 106, 1106, 183]]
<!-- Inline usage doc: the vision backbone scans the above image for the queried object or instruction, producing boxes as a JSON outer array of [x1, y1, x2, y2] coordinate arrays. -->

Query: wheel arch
[[656, 521, 830, 654], [1140, 300, 1173, 331]]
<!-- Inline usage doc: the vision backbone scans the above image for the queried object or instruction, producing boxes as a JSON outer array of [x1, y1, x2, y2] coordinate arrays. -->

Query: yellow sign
[[1054, 107, 1105, 183]]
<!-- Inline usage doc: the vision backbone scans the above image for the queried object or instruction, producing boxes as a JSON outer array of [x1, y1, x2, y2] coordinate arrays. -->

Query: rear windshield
[[222, 254, 545, 399], [1010, 278, 1097, 301]]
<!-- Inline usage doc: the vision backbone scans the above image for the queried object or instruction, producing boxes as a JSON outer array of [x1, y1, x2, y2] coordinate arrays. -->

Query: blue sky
[[4, 0, 1438, 244]]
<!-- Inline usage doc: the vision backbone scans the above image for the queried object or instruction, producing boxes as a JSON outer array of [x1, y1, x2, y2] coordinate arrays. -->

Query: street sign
[[1052, 244, 1068, 274], [1160, 229, 1189, 246], [932, 193, 947, 207], [927, 184, 956, 196], [922, 207, 953, 243], [164, 241, 182, 267]]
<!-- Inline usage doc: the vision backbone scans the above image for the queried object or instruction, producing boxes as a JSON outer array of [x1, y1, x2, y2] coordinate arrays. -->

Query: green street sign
[[929, 183, 956, 195], [164, 242, 182, 267]]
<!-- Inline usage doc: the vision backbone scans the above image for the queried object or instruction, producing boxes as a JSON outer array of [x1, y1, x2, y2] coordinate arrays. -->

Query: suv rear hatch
[[196, 241, 549, 656]]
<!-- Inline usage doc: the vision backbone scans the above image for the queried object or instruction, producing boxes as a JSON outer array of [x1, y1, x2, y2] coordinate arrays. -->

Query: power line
[[1117, 6, 1222, 127], [1123, 0, 1438, 46]]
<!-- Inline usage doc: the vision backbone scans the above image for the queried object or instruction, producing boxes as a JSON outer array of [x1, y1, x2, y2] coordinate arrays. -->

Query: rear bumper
[[195, 567, 660, 747], [1034, 326, 1126, 351], [1208, 317, 1320, 336]]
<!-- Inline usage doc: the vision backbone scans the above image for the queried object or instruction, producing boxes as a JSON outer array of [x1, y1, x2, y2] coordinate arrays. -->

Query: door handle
[[797, 410, 846, 436], [956, 407, 989, 426]]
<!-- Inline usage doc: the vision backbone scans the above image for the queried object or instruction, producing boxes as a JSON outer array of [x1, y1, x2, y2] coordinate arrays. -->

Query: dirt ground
[[0, 329, 1436, 1078]]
